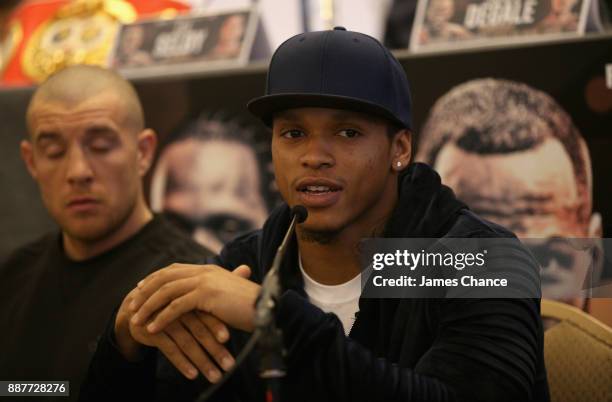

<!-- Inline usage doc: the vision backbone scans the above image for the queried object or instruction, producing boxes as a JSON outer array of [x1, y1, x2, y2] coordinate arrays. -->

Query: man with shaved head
[[0, 65, 218, 401], [22, 65, 150, 257]]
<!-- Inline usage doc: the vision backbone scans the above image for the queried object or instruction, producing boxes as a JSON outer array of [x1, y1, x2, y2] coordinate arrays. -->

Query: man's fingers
[[181, 313, 235, 371], [124, 286, 140, 302], [165, 321, 222, 383], [232, 265, 251, 279], [131, 277, 196, 325], [147, 292, 199, 332], [197, 311, 230, 343], [155, 331, 199, 380], [130, 265, 203, 312]]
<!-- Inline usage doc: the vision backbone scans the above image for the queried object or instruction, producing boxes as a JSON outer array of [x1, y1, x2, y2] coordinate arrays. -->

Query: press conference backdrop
[[0, 34, 610, 272]]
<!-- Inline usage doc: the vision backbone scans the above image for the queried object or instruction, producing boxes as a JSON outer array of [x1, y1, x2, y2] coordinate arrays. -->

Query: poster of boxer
[[148, 112, 278, 254], [112, 7, 257, 78], [410, 0, 591, 51], [415, 78, 608, 303]]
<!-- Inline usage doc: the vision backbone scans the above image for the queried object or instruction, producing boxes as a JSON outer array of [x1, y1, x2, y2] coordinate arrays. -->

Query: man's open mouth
[[299, 185, 341, 194], [295, 178, 343, 207]]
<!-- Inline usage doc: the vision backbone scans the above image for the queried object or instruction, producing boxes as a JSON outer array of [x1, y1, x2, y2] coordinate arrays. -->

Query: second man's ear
[[137, 129, 158, 177], [20, 140, 38, 180]]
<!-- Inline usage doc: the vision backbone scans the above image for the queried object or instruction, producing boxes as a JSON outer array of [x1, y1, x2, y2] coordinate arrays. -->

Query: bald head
[[27, 65, 144, 135]]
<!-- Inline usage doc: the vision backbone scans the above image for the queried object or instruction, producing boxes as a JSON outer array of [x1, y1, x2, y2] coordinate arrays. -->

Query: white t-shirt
[[299, 257, 361, 336]]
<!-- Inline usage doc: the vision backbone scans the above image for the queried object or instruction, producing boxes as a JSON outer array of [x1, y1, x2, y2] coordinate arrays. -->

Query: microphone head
[[291, 205, 308, 223]]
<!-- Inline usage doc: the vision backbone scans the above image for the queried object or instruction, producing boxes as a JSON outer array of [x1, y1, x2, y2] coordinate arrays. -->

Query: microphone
[[291, 205, 308, 224], [255, 205, 308, 329]]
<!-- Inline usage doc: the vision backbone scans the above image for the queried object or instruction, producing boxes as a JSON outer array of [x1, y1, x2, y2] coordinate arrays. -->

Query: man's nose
[[65, 146, 94, 185], [300, 137, 335, 170]]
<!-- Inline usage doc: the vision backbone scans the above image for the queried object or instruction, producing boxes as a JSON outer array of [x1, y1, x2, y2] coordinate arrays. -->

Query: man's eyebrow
[[85, 124, 118, 134], [34, 131, 62, 143]]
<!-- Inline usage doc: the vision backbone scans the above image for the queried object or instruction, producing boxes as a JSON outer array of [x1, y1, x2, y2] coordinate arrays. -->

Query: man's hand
[[113, 265, 252, 381], [130, 310, 233, 382], [129, 264, 260, 334]]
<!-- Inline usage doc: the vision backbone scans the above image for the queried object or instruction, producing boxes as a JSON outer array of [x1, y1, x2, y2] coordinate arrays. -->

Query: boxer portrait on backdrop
[[82, 28, 549, 402], [150, 114, 269, 255], [417, 78, 604, 307]]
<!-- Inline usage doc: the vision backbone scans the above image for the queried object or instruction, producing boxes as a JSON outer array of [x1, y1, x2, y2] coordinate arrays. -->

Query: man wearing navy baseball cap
[[83, 28, 549, 402]]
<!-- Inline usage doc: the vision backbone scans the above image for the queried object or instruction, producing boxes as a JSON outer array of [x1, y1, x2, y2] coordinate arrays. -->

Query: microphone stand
[[254, 207, 306, 402], [194, 206, 307, 402]]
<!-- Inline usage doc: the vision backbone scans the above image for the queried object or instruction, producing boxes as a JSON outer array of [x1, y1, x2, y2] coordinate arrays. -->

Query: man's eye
[[281, 130, 304, 139], [338, 129, 360, 138], [89, 139, 115, 153], [43, 144, 65, 159]]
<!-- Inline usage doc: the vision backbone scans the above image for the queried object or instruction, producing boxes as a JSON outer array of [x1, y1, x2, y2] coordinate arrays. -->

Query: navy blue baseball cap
[[247, 27, 413, 130]]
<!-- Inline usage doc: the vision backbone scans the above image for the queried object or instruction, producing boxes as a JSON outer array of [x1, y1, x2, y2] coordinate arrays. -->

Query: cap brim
[[247, 93, 409, 129]]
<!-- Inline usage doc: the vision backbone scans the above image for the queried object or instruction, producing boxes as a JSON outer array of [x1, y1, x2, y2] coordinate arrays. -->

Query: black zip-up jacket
[[81, 163, 549, 402]]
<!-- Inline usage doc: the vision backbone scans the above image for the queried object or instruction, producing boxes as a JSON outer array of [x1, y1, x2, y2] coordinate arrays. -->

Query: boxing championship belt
[[0, 0, 190, 86]]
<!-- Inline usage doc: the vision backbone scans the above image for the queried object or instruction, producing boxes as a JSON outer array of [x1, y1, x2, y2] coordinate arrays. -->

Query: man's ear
[[136, 128, 157, 177], [20, 140, 38, 180], [149, 151, 168, 212], [391, 129, 412, 170]]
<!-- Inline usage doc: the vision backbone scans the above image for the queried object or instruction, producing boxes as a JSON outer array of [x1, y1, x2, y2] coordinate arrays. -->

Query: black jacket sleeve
[[275, 291, 541, 402], [79, 310, 241, 402], [78, 310, 157, 401]]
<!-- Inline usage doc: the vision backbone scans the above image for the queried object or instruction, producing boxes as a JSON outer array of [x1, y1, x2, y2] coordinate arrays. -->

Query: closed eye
[[36, 134, 66, 159], [89, 137, 116, 153], [86, 128, 119, 153], [43, 142, 66, 159]]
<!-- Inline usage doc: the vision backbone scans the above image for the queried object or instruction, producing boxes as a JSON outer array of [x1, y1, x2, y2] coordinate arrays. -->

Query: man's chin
[[298, 215, 341, 233], [61, 217, 114, 243], [297, 219, 343, 244], [298, 228, 339, 244]]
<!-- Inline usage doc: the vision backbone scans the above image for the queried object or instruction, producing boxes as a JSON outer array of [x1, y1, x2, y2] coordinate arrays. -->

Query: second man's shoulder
[[0, 232, 58, 280], [144, 214, 216, 263]]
